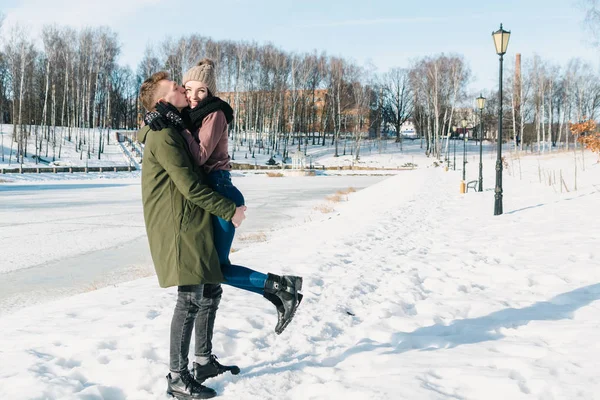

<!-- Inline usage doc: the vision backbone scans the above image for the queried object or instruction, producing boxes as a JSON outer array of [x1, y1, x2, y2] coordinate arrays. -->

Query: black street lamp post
[[492, 23, 510, 215], [476, 94, 486, 192], [452, 126, 457, 171], [461, 119, 468, 182], [444, 132, 449, 168]]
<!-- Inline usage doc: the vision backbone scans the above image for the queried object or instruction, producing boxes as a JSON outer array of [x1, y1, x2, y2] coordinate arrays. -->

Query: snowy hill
[[0, 126, 136, 170], [1, 124, 427, 174]]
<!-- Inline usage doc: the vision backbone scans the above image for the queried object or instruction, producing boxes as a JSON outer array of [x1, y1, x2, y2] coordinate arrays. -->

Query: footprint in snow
[[247, 318, 264, 330], [97, 340, 117, 350], [97, 355, 110, 364], [55, 357, 81, 369], [146, 310, 160, 320], [508, 370, 531, 394], [141, 347, 160, 361]]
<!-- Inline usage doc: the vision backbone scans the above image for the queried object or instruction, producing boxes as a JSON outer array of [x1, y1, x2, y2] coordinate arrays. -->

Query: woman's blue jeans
[[207, 170, 266, 295]]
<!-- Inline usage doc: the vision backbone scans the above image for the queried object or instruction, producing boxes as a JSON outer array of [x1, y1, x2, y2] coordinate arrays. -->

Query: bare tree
[[409, 54, 470, 158], [4, 25, 35, 165], [351, 78, 373, 161], [382, 68, 413, 149]]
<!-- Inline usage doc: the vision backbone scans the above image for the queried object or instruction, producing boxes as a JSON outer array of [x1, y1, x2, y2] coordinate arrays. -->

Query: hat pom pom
[[197, 58, 214, 68]]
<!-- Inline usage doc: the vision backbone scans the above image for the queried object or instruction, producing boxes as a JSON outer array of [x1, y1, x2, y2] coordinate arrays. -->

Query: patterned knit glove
[[155, 101, 186, 132], [143, 111, 169, 131]]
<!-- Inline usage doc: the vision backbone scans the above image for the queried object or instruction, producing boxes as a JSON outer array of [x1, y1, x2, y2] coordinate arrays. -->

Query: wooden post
[[560, 170, 562, 193], [561, 170, 570, 192]]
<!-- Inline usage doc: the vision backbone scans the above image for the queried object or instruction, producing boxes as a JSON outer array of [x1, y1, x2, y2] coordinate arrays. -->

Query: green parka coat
[[137, 125, 236, 288]]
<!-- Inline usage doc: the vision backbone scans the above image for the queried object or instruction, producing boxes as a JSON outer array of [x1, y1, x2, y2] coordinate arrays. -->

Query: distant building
[[400, 121, 417, 138]]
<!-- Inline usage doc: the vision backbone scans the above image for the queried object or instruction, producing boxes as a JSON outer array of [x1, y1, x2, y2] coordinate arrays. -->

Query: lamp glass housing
[[476, 95, 486, 110], [492, 24, 511, 55]]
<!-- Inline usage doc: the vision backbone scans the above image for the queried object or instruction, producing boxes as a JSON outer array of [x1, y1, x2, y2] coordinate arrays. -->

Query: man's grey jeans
[[169, 284, 222, 372]]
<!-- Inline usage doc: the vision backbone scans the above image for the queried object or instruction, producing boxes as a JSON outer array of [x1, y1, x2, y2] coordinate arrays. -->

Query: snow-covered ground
[[0, 142, 598, 399]]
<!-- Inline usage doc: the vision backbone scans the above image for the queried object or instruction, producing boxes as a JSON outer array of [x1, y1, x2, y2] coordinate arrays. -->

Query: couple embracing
[[137, 59, 304, 399]]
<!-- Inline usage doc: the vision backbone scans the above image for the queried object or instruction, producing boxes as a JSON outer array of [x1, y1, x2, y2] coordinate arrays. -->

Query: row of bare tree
[[136, 35, 416, 160], [1, 16, 600, 165], [504, 56, 600, 153], [0, 21, 139, 164]]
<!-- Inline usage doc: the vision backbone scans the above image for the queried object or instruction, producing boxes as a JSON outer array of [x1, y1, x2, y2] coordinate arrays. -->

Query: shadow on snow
[[234, 283, 600, 382]]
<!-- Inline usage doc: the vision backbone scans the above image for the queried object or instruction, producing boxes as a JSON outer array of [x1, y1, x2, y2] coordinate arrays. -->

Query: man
[[137, 71, 246, 400]]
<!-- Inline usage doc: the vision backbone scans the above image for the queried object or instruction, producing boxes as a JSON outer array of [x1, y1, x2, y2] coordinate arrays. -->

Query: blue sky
[[2, 0, 598, 91]]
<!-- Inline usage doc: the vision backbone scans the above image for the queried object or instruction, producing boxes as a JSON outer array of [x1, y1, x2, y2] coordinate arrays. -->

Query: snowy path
[[0, 158, 599, 399], [222, 167, 600, 399]]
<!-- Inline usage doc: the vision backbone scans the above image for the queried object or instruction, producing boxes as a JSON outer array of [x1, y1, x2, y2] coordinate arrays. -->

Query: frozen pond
[[0, 173, 390, 314]]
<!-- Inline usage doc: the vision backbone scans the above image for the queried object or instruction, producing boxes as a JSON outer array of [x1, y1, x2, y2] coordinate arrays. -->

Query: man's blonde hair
[[139, 71, 169, 112]]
